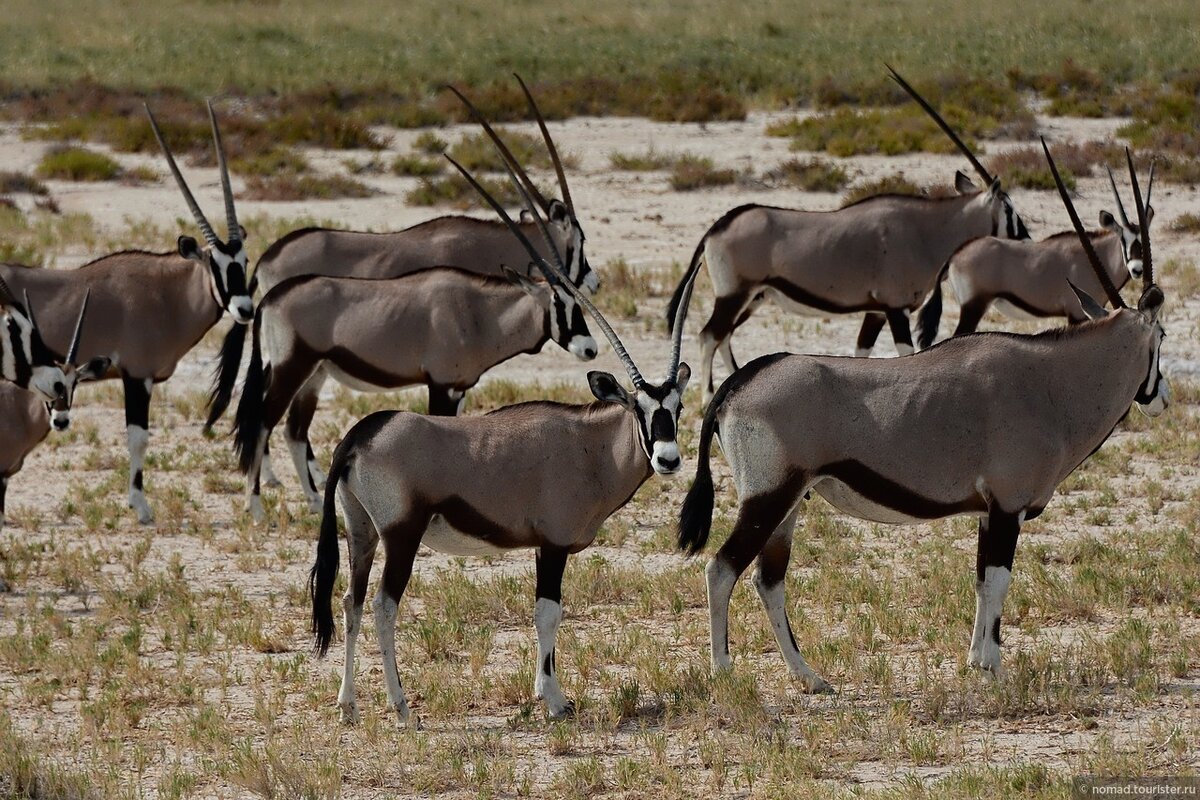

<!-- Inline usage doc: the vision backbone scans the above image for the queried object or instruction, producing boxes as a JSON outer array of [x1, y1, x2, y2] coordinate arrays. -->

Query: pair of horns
[[887, 65, 994, 187], [1043, 139, 1156, 308], [447, 75, 573, 216], [446, 152, 693, 389], [21, 288, 91, 366], [145, 100, 241, 247], [1106, 162, 1155, 236]]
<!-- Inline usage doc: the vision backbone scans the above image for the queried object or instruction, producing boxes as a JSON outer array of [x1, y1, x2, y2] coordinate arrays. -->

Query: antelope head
[[1045, 140, 1169, 417], [449, 155, 695, 476], [1100, 163, 1156, 282], [448, 75, 598, 294], [147, 101, 253, 324], [0, 285, 110, 427], [888, 65, 1031, 242]]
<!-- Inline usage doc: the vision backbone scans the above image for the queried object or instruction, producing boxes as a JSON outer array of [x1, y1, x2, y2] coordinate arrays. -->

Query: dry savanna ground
[[2, 19, 1200, 797]]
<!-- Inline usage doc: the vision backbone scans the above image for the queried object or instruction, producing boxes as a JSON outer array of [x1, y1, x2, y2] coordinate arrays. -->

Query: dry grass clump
[[1169, 214, 1200, 234], [244, 173, 373, 201], [231, 146, 310, 177], [405, 172, 526, 209], [0, 171, 49, 195], [763, 157, 850, 192], [840, 173, 953, 206], [610, 148, 678, 171], [391, 154, 443, 177], [446, 129, 577, 173], [984, 141, 1122, 191], [36, 145, 121, 182], [1008, 59, 1135, 118], [668, 155, 741, 191]]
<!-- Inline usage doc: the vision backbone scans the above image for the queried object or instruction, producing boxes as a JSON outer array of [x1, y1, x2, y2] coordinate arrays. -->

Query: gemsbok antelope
[[667, 66, 1031, 405], [230, 261, 598, 520], [0, 276, 96, 405], [206, 75, 594, 430], [0, 102, 253, 523], [1, 298, 109, 530], [308, 155, 696, 723], [916, 166, 1154, 347], [676, 143, 1168, 690]]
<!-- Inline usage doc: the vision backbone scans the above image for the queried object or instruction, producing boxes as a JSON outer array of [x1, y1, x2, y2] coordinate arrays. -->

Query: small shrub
[[0, 172, 49, 195], [610, 149, 676, 171], [265, 110, 385, 150], [232, 146, 309, 177], [412, 131, 448, 155], [1169, 213, 1200, 234], [668, 155, 740, 191], [447, 129, 577, 173], [763, 157, 849, 192], [392, 155, 443, 177], [36, 146, 121, 181], [244, 174, 373, 201], [840, 173, 956, 206], [405, 173, 524, 209]]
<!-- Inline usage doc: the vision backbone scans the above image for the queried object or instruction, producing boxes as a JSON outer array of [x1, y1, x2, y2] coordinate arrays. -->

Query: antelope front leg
[[122, 374, 154, 524], [885, 308, 914, 357], [855, 312, 887, 357], [259, 440, 281, 487], [968, 507, 1021, 673], [534, 546, 573, 718]]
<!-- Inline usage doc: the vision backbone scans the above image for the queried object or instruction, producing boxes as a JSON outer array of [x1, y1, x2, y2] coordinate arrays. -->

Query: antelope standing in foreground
[[308, 155, 696, 723], [0, 290, 108, 530], [206, 75, 594, 433], [231, 264, 597, 520], [667, 66, 1031, 405], [0, 103, 253, 523], [916, 167, 1154, 347], [677, 144, 1167, 689]]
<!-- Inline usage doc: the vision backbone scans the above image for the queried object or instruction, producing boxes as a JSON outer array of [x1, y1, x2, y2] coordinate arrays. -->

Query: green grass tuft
[[36, 146, 121, 182]]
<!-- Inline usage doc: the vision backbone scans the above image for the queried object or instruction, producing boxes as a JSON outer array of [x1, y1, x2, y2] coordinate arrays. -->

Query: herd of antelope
[[0, 69, 1173, 722]]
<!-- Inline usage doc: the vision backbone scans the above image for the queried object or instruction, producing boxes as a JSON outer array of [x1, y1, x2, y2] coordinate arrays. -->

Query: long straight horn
[[21, 291, 38, 331], [886, 64, 994, 186], [66, 289, 90, 365], [145, 104, 219, 246], [1127, 148, 1154, 286], [668, 267, 697, 382], [445, 85, 551, 214], [1145, 159, 1155, 212], [446, 155, 647, 389], [514, 74, 573, 213], [208, 99, 240, 243], [1106, 166, 1130, 228], [1042, 138, 1127, 309]]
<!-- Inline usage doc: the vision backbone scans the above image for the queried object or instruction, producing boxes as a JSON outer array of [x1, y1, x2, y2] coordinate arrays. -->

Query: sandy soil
[[1, 109, 1198, 796]]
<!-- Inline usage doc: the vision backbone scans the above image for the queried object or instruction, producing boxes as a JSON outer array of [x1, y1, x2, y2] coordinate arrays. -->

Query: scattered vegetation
[[243, 173, 374, 201], [610, 148, 678, 171], [668, 155, 742, 191], [405, 172, 525, 209], [391, 154, 443, 177], [841, 173, 940, 206], [762, 157, 851, 192], [35, 145, 122, 182], [0, 171, 49, 195], [1169, 213, 1200, 234]]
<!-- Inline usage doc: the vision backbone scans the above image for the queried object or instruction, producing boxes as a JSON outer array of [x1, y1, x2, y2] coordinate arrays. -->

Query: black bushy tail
[[665, 237, 708, 331], [232, 310, 266, 475], [310, 436, 353, 656], [206, 274, 257, 431], [914, 261, 949, 351]]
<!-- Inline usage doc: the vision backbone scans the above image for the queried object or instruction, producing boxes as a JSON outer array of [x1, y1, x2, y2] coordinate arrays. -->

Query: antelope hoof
[[338, 701, 360, 725], [546, 699, 576, 720], [129, 495, 154, 525], [262, 474, 282, 488], [800, 674, 834, 694], [306, 496, 322, 515], [968, 647, 1001, 675], [248, 496, 265, 524]]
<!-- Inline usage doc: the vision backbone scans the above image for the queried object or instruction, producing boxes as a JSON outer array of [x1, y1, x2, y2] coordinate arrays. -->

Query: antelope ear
[[1068, 280, 1109, 321], [954, 170, 975, 194], [986, 177, 1003, 198], [675, 362, 691, 394], [238, 225, 248, 241], [177, 235, 203, 262], [1138, 284, 1164, 319], [588, 371, 632, 408], [1099, 210, 1119, 230], [547, 199, 570, 227], [518, 209, 534, 224], [502, 266, 543, 298], [1144, 205, 1155, 228], [77, 356, 112, 382]]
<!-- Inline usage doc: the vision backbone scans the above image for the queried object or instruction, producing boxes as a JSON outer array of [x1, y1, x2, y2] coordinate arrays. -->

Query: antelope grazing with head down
[[916, 166, 1154, 347], [0, 102, 253, 524], [676, 143, 1168, 690], [668, 66, 1031, 405], [308, 154, 696, 724], [0, 288, 108, 529], [205, 75, 594, 432], [230, 257, 598, 521]]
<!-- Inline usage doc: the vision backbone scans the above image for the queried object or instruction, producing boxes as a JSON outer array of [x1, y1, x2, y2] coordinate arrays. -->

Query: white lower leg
[[753, 573, 831, 692], [718, 340, 737, 373], [285, 435, 321, 510], [338, 594, 363, 723], [533, 598, 572, 716], [894, 343, 915, 357], [126, 425, 153, 524], [699, 333, 718, 407], [372, 589, 410, 722], [705, 557, 738, 672], [246, 431, 267, 522], [260, 449, 281, 487], [968, 566, 1011, 672]]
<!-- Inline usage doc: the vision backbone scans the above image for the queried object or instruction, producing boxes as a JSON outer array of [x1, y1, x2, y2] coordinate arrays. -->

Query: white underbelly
[[421, 514, 508, 556], [811, 477, 928, 525], [992, 298, 1040, 321], [763, 287, 830, 317]]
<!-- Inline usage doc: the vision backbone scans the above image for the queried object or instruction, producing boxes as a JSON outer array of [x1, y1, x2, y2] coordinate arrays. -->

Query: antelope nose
[[52, 415, 70, 431], [654, 454, 681, 473], [231, 297, 254, 324]]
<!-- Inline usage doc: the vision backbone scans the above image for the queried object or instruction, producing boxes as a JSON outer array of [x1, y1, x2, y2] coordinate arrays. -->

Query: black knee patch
[[543, 653, 554, 676], [991, 617, 1002, 646], [133, 470, 144, 491]]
